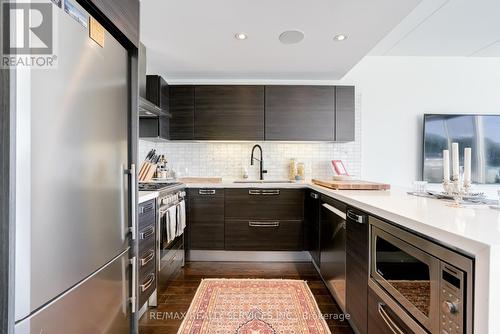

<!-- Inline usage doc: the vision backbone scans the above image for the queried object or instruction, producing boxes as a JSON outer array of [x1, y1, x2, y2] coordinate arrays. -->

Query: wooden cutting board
[[178, 177, 223, 184], [312, 179, 390, 190]]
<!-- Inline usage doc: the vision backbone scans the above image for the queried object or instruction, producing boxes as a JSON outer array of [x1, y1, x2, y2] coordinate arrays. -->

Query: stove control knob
[[443, 300, 458, 314]]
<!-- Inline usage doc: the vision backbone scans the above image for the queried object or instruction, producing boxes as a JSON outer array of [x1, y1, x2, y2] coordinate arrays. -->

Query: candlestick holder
[[442, 176, 473, 205]]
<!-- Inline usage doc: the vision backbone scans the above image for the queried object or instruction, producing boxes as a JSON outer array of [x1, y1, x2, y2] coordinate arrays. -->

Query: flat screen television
[[423, 114, 500, 184]]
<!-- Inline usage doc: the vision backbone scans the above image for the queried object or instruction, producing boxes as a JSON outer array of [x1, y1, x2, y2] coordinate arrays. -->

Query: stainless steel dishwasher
[[320, 196, 347, 312]]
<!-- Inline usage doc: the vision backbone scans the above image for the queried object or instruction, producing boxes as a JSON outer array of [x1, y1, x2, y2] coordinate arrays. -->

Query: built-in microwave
[[369, 216, 474, 334]]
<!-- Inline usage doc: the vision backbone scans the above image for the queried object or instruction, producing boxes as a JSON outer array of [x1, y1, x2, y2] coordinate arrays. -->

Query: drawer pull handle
[[378, 303, 405, 334], [347, 210, 365, 224], [140, 274, 155, 292], [249, 221, 280, 227], [139, 249, 155, 266], [248, 189, 280, 195], [261, 189, 280, 195], [139, 226, 155, 240], [199, 189, 216, 195], [310, 192, 319, 199]]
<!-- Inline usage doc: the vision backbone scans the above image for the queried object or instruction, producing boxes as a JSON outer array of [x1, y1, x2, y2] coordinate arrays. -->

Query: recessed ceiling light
[[235, 33, 248, 40], [334, 34, 347, 41], [279, 30, 305, 44]]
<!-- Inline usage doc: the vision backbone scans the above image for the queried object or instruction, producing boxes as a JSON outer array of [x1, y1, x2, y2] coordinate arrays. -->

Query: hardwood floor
[[139, 262, 354, 334]]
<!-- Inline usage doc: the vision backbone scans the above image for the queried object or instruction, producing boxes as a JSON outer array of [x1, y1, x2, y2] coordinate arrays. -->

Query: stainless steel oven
[[369, 216, 474, 334]]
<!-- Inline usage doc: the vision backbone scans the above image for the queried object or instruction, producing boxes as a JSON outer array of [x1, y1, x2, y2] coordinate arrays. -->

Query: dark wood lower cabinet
[[187, 189, 225, 250], [225, 219, 303, 251], [225, 189, 304, 220], [305, 190, 321, 266], [346, 208, 369, 334]]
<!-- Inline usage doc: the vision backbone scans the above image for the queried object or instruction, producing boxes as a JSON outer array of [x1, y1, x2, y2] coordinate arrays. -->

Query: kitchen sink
[[233, 180, 295, 184]]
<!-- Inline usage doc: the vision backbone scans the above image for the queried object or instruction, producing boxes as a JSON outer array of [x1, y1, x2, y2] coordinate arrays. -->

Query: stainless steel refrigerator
[[15, 2, 132, 333]]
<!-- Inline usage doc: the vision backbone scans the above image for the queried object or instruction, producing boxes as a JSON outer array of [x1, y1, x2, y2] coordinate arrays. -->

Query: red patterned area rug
[[177, 279, 331, 334]]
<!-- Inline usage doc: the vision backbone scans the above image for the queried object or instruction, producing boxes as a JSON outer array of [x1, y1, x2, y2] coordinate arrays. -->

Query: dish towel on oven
[[176, 201, 186, 237], [167, 205, 177, 244]]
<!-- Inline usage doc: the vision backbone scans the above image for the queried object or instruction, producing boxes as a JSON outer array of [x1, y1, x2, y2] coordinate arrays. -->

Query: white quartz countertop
[[138, 191, 159, 204], [181, 180, 500, 333]]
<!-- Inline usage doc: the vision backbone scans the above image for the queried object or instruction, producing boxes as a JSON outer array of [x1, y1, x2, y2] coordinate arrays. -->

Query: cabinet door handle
[[248, 189, 261, 195], [140, 273, 155, 292], [198, 189, 215, 195], [310, 192, 319, 199], [249, 221, 280, 227], [378, 303, 405, 334], [139, 249, 155, 266], [347, 210, 365, 224], [139, 226, 155, 240]]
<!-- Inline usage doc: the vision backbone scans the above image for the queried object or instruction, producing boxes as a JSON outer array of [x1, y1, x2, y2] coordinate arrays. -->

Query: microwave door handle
[[378, 303, 405, 334]]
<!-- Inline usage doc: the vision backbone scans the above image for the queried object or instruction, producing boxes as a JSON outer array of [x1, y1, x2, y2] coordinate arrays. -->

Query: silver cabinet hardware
[[310, 192, 319, 199], [261, 189, 280, 195], [139, 226, 154, 240], [248, 189, 280, 195], [198, 189, 216, 195], [130, 257, 136, 313], [139, 249, 155, 266], [322, 203, 347, 220], [140, 273, 155, 292], [347, 210, 365, 224], [378, 303, 405, 334], [248, 221, 280, 227]]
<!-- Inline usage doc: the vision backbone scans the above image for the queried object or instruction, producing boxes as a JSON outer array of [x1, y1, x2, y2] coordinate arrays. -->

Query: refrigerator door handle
[[129, 164, 137, 240]]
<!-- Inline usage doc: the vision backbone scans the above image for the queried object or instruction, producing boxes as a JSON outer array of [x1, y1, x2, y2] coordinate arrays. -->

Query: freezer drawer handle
[[198, 189, 216, 195], [378, 303, 405, 334], [140, 249, 155, 266], [310, 192, 319, 199], [249, 221, 280, 227], [140, 226, 155, 240], [322, 203, 347, 220], [130, 257, 137, 313], [140, 273, 155, 292], [347, 210, 365, 224]]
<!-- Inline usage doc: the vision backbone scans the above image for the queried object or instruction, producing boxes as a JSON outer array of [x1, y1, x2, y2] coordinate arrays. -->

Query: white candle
[[443, 150, 450, 181], [464, 147, 471, 183], [451, 142, 459, 180]]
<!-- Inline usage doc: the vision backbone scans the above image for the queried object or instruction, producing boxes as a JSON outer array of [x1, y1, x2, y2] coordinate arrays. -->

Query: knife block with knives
[[138, 149, 159, 182]]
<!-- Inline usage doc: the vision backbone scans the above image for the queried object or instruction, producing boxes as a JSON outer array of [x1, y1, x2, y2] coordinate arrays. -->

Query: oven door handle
[[378, 303, 405, 334]]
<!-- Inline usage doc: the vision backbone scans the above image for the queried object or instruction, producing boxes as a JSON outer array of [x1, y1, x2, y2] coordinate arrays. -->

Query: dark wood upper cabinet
[[80, 0, 139, 47], [140, 75, 169, 140], [169, 86, 195, 140], [265, 85, 335, 141], [194, 86, 265, 140], [335, 86, 355, 142], [146, 75, 169, 111]]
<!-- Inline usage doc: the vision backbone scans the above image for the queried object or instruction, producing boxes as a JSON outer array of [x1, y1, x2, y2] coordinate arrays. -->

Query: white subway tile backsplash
[[139, 95, 362, 180]]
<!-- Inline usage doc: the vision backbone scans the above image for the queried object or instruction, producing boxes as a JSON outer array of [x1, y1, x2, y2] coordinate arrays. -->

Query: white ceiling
[[140, 0, 421, 80], [370, 0, 500, 56]]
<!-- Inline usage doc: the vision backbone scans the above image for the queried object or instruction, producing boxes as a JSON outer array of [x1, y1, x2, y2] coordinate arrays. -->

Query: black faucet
[[251, 144, 267, 180]]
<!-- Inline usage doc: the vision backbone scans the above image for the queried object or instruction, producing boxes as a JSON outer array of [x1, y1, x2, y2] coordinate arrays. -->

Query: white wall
[[343, 56, 500, 187]]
